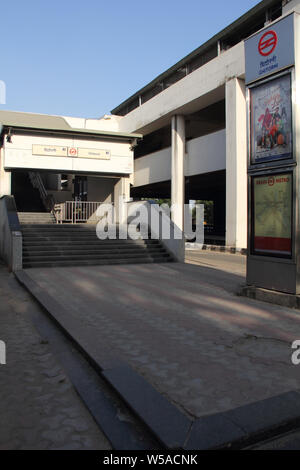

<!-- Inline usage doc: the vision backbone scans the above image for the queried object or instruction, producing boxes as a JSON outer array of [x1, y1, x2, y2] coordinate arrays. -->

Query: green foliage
[[142, 198, 171, 206], [192, 200, 214, 225]]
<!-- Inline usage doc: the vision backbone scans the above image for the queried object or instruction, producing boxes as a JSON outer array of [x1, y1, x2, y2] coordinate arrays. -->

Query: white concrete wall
[[134, 148, 171, 187], [4, 133, 133, 175], [133, 129, 226, 187], [185, 129, 226, 177], [283, 0, 300, 15], [117, 43, 244, 135], [63, 115, 123, 132], [0, 148, 11, 197]]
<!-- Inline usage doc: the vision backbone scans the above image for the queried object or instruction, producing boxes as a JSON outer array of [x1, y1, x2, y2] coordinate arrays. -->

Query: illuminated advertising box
[[252, 172, 292, 257], [249, 73, 293, 164]]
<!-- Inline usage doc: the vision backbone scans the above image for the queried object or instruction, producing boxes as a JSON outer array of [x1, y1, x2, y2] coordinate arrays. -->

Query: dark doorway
[[11, 171, 45, 212], [74, 176, 87, 201]]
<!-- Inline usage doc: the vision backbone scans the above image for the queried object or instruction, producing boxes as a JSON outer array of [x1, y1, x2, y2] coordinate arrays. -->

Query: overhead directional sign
[[77, 148, 111, 159], [32, 145, 68, 157]]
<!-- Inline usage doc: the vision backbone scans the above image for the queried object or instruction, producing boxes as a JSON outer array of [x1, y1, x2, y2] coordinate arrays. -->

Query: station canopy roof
[[0, 110, 142, 140]]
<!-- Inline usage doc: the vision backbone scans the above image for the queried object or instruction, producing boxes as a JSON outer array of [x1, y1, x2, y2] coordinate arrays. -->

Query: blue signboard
[[245, 14, 294, 84]]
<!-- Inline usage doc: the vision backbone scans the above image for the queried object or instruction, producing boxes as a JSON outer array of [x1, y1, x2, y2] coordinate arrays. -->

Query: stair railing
[[28, 172, 56, 218], [54, 201, 104, 224]]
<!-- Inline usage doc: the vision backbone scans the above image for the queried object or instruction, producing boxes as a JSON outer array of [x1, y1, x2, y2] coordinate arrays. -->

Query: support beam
[[225, 78, 247, 249], [0, 149, 11, 197], [171, 115, 185, 232]]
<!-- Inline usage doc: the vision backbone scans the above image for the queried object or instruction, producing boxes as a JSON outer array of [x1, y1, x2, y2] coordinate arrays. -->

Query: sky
[[0, 0, 262, 119]]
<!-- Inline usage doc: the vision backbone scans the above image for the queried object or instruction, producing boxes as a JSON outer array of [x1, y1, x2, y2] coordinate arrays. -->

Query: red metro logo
[[258, 30, 278, 56], [268, 177, 275, 187]]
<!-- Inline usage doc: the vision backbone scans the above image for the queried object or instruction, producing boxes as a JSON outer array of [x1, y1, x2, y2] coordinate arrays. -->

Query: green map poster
[[253, 173, 292, 255]]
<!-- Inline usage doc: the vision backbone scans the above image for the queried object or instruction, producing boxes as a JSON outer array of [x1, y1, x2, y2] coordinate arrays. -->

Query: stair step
[[23, 246, 163, 253], [23, 248, 167, 258], [18, 212, 56, 225], [22, 239, 159, 245], [20, 219, 173, 267], [21, 228, 126, 233], [23, 257, 172, 268], [25, 251, 169, 261], [22, 238, 149, 244]]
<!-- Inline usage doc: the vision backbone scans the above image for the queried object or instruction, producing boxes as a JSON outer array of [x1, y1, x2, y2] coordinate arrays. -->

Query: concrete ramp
[[15, 261, 300, 449]]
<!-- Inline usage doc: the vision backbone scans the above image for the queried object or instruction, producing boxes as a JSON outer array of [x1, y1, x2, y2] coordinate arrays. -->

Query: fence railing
[[54, 201, 104, 224]]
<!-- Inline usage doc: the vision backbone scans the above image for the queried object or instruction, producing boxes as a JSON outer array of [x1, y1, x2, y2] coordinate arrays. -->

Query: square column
[[225, 78, 247, 249], [0, 148, 11, 197], [171, 115, 185, 231], [114, 176, 130, 224]]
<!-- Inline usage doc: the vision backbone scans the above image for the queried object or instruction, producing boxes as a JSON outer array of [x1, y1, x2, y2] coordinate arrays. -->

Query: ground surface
[[0, 260, 111, 450], [24, 251, 300, 420]]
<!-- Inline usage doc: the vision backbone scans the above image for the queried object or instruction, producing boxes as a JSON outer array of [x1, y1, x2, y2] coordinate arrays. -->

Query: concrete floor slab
[[21, 253, 300, 424]]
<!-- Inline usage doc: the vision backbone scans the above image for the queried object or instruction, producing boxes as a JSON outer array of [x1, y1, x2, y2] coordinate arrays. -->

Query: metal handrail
[[28, 171, 56, 215], [28, 172, 47, 199]]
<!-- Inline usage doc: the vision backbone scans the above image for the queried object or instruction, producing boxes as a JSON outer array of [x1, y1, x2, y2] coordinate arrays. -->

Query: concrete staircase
[[18, 212, 56, 225], [20, 222, 173, 268]]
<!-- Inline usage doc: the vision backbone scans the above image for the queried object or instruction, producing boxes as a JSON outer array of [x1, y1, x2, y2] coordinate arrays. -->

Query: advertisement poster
[[250, 74, 292, 163], [253, 173, 292, 256]]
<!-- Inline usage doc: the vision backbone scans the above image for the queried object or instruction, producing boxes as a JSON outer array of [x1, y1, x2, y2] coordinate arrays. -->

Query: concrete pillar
[[171, 115, 185, 231], [67, 174, 73, 191], [225, 78, 247, 249], [114, 177, 130, 224], [0, 149, 11, 197]]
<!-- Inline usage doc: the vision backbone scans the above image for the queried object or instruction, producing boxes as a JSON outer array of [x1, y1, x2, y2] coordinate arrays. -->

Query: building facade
[[0, 0, 299, 249], [111, 0, 300, 249]]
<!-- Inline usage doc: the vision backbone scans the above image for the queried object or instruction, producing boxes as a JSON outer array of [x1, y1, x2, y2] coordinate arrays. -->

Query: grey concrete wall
[[0, 196, 22, 271], [87, 177, 116, 203], [47, 190, 73, 204], [86, 177, 117, 223], [126, 201, 185, 262]]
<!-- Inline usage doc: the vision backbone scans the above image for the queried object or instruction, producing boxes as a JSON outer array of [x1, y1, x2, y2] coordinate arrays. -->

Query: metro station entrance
[[11, 169, 121, 224]]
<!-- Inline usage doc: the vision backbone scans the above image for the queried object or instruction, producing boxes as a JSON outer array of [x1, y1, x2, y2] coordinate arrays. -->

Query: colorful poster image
[[250, 74, 292, 163], [253, 173, 292, 256]]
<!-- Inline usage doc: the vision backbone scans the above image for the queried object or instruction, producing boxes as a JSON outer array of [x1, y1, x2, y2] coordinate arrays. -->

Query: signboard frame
[[247, 68, 296, 169], [244, 13, 295, 85], [245, 13, 300, 294], [250, 169, 294, 259], [32, 144, 68, 157]]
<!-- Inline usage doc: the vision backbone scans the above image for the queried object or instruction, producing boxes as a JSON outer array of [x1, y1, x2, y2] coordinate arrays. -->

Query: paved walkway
[[24, 253, 300, 420], [0, 261, 111, 450], [185, 250, 246, 276]]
